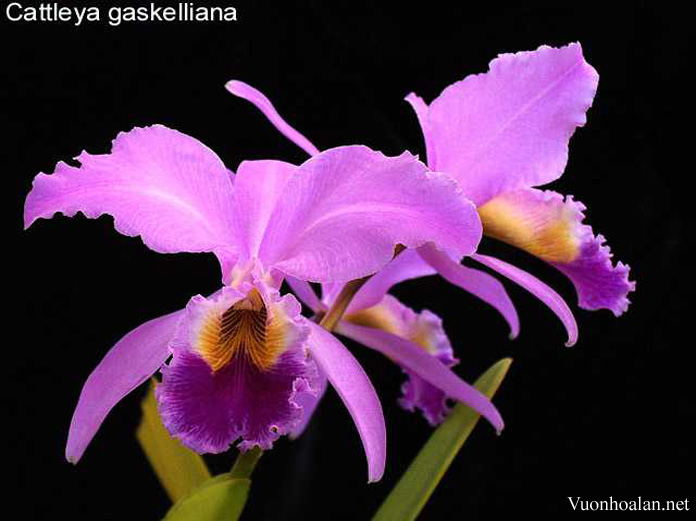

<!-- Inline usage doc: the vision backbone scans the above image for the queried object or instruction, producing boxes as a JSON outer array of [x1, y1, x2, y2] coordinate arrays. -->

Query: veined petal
[[409, 43, 598, 205], [343, 249, 437, 314], [226, 80, 320, 157], [156, 284, 319, 452], [259, 146, 482, 282], [232, 159, 295, 260], [305, 321, 386, 483], [340, 294, 457, 425], [418, 244, 520, 338], [66, 309, 184, 463], [472, 253, 578, 347], [338, 322, 504, 433], [24, 125, 239, 272], [479, 188, 634, 315]]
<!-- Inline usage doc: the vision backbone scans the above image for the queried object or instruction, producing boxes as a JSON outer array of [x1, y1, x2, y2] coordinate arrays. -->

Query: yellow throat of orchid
[[196, 289, 289, 372], [478, 194, 580, 263]]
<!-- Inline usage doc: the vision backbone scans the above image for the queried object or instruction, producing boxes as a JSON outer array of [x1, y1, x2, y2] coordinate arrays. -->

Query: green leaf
[[373, 358, 513, 521], [136, 380, 211, 503], [163, 474, 251, 521]]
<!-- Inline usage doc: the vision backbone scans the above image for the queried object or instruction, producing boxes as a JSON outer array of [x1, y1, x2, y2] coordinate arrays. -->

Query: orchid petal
[[409, 43, 599, 205], [418, 244, 520, 339], [305, 321, 386, 483], [343, 249, 437, 313], [285, 276, 324, 313], [472, 253, 578, 347], [260, 146, 482, 282], [337, 322, 504, 433], [479, 188, 634, 315], [232, 159, 295, 260], [24, 125, 239, 273], [66, 309, 184, 463], [226, 80, 320, 157]]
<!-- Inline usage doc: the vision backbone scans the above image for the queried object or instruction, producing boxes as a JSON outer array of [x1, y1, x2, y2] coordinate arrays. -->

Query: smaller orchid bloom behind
[[405, 43, 636, 345], [228, 42, 635, 348], [287, 249, 494, 430], [24, 124, 496, 482]]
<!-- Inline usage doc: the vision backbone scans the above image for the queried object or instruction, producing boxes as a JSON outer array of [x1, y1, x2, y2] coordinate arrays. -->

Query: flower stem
[[318, 276, 371, 331], [229, 446, 263, 479]]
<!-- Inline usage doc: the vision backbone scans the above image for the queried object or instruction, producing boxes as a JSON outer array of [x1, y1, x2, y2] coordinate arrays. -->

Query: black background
[[4, 2, 692, 519]]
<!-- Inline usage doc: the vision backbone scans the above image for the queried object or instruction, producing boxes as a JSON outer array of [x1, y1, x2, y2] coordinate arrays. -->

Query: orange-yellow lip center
[[197, 290, 285, 372], [478, 196, 579, 263]]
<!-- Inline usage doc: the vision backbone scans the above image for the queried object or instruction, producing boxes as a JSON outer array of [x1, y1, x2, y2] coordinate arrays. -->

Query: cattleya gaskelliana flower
[[228, 42, 635, 351], [24, 125, 505, 481]]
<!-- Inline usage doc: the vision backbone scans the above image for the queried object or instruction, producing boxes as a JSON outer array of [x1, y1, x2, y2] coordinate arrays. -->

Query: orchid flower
[[24, 124, 501, 482], [227, 43, 635, 349]]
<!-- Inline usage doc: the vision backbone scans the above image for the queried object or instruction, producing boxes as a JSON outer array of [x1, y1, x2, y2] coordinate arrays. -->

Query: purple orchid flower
[[286, 249, 462, 428], [24, 124, 502, 482], [227, 43, 635, 349]]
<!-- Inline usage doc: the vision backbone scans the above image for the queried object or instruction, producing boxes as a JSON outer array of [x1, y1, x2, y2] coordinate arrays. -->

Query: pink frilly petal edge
[[545, 191, 635, 316]]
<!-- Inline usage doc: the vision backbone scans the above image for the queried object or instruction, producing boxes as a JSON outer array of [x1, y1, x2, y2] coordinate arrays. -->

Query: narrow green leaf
[[373, 358, 513, 521], [136, 380, 211, 503], [163, 474, 251, 521]]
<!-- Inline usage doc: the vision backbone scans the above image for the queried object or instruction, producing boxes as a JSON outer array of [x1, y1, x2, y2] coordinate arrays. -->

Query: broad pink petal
[[338, 322, 504, 433], [66, 309, 183, 463], [418, 244, 520, 338], [259, 146, 482, 282], [24, 125, 238, 272], [472, 253, 578, 347], [409, 43, 599, 205], [305, 321, 386, 483], [344, 249, 437, 313], [232, 159, 296, 259], [226, 80, 320, 157]]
